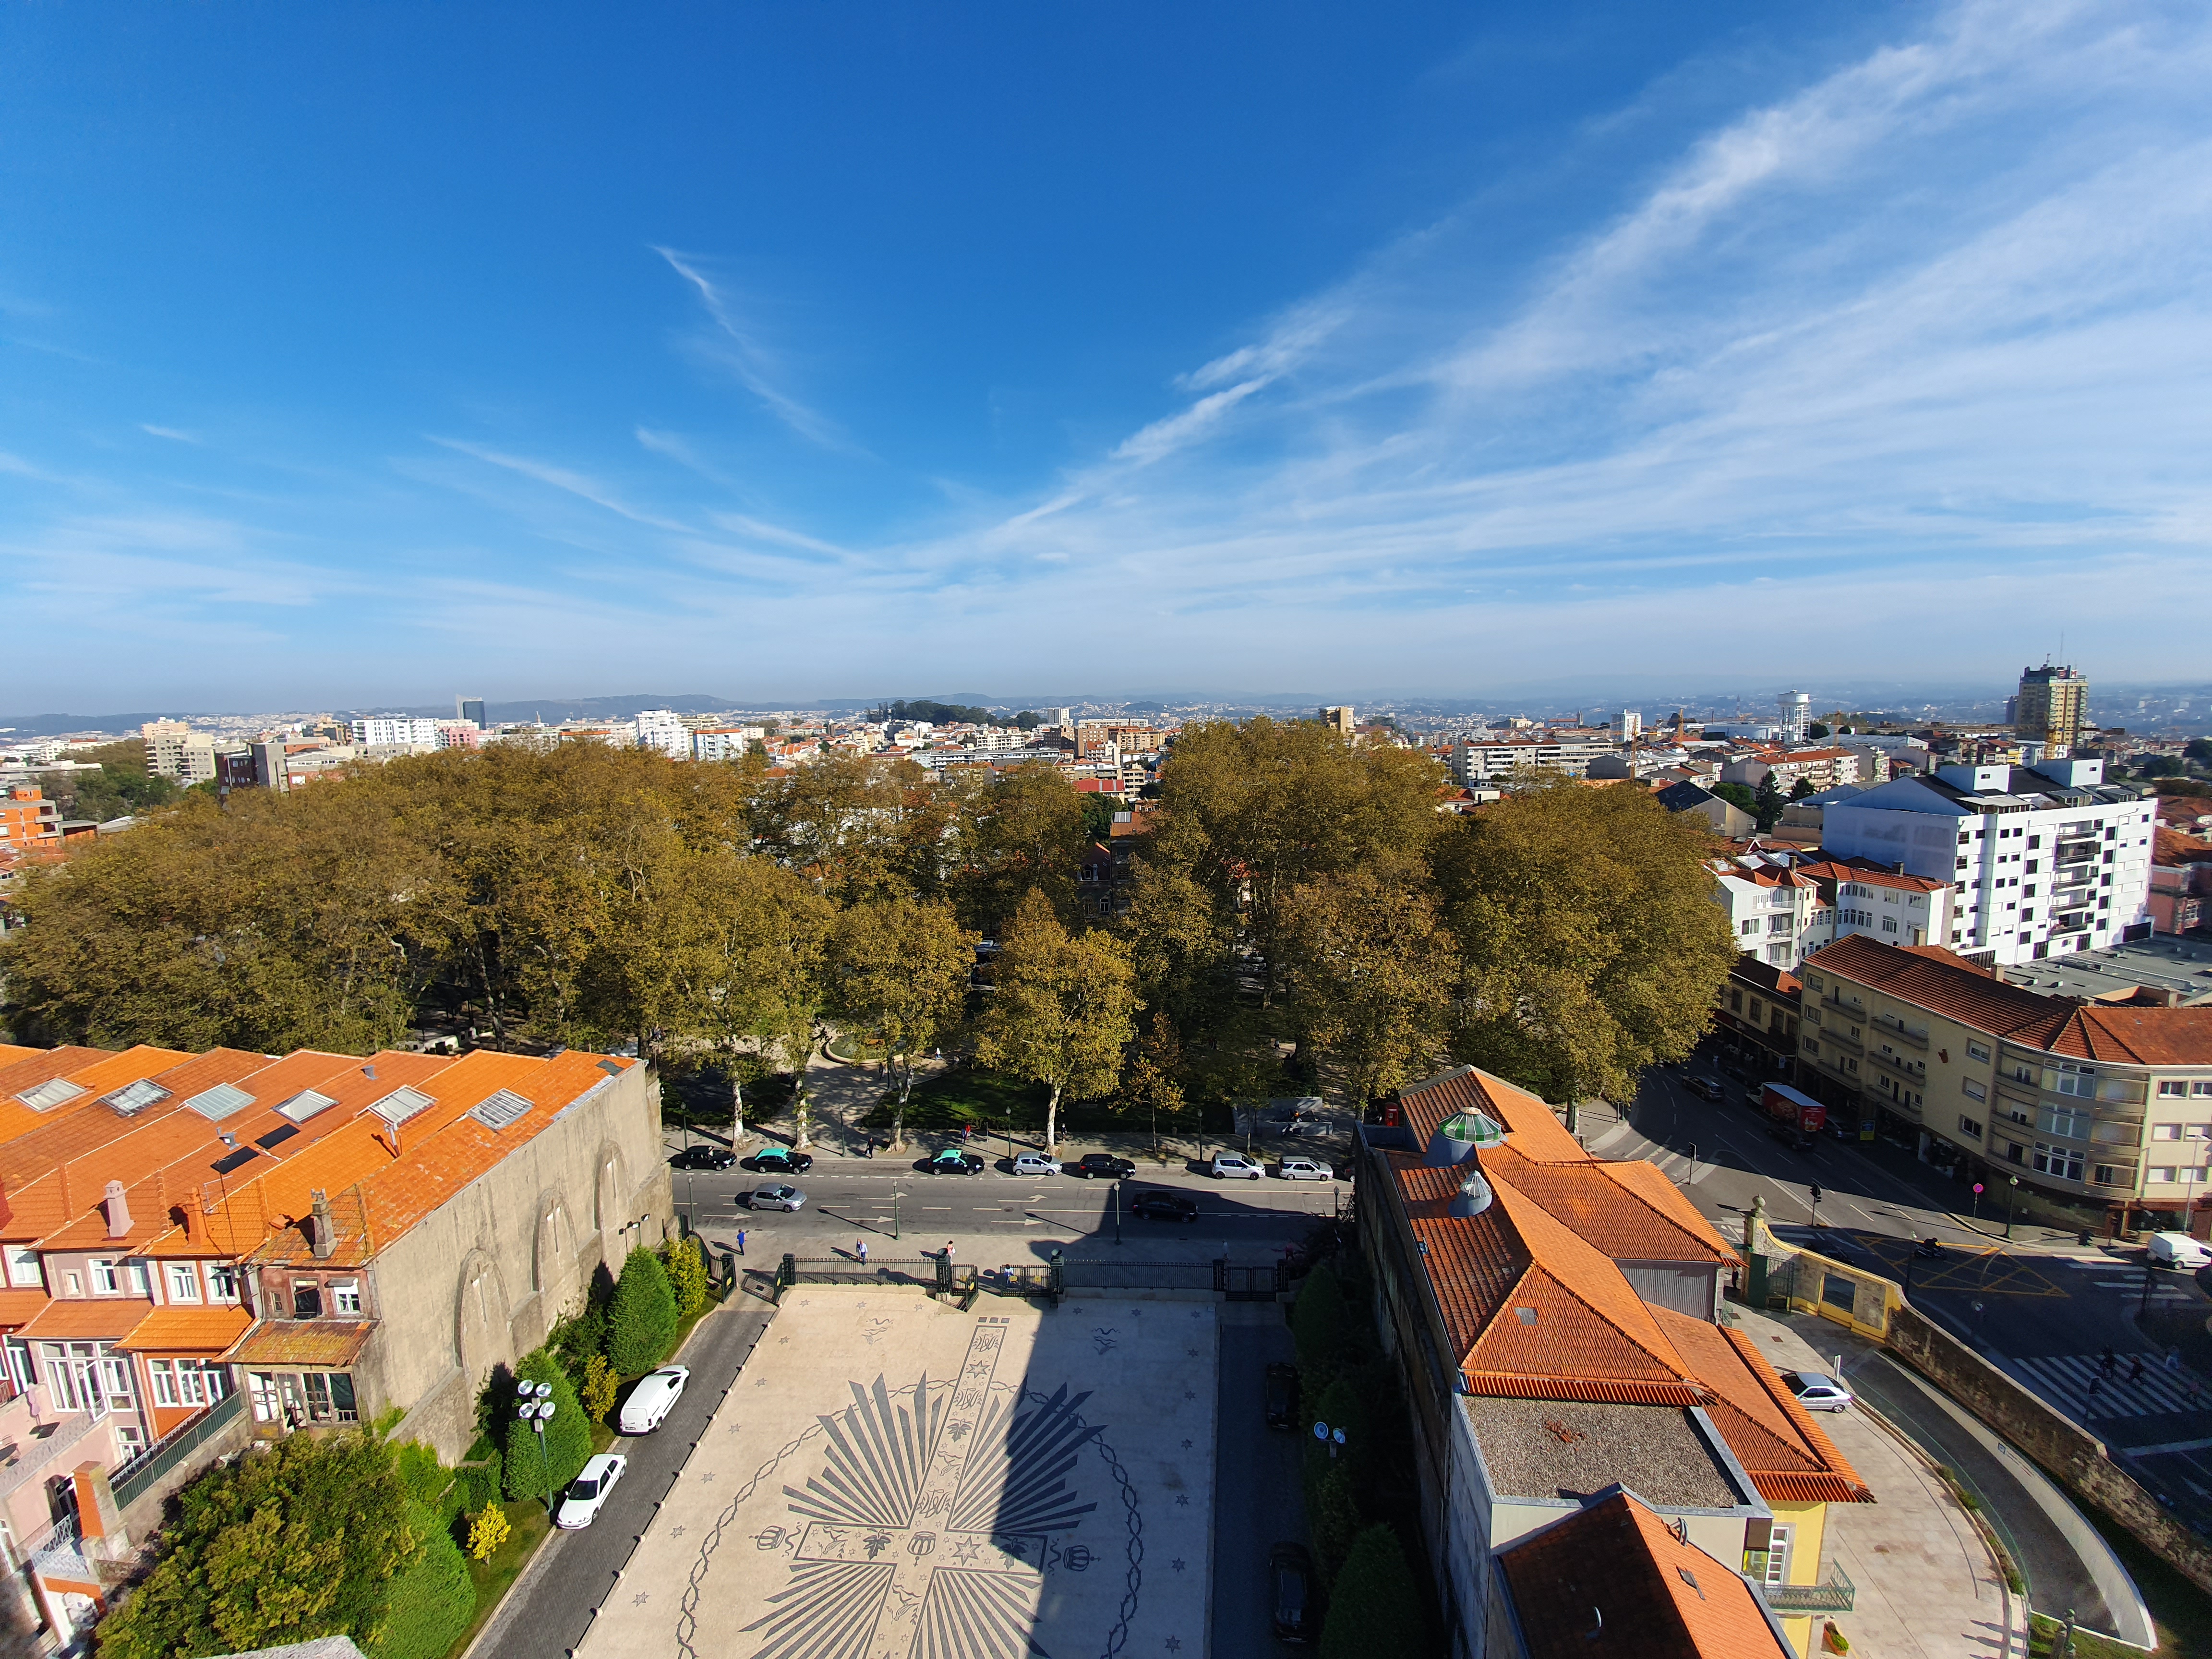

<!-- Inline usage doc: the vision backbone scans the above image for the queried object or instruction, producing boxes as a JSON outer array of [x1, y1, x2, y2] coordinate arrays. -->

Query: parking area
[[575, 1286, 1218, 1659]]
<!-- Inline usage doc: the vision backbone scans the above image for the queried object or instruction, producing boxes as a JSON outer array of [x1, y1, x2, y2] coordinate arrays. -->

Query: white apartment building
[[1707, 858, 1825, 969], [693, 727, 767, 761], [1821, 758, 2153, 966], [140, 720, 217, 784], [1615, 710, 1643, 742], [635, 709, 691, 760], [1792, 860, 1954, 953], [1451, 735, 1616, 782], [350, 717, 443, 748]]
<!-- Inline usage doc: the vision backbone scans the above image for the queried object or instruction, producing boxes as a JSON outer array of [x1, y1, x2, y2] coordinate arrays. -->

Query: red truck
[[1761, 1082, 1826, 1136]]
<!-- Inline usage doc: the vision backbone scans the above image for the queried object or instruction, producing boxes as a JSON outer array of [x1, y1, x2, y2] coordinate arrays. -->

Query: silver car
[[747, 1183, 806, 1212], [1781, 1370, 1853, 1412], [1012, 1153, 1062, 1177], [1274, 1157, 1332, 1181], [1210, 1152, 1263, 1180]]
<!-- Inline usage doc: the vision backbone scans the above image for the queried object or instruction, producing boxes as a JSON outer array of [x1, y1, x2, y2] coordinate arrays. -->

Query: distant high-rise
[[1044, 707, 1072, 729], [2015, 664, 2088, 752], [1615, 710, 1643, 743], [457, 696, 487, 726], [1777, 691, 1812, 745], [1321, 706, 1356, 735]]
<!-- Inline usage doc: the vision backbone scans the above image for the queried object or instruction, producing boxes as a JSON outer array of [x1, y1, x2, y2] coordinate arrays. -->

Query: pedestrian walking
[[2100, 1347, 2118, 1379], [2086, 1376, 2102, 1410], [735, 1227, 747, 1259], [944, 1240, 956, 1263], [857, 1239, 868, 1267], [2166, 1346, 2183, 1373], [2128, 1356, 2146, 1385]]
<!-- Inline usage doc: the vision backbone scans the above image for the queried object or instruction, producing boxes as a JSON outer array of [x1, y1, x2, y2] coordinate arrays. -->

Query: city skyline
[[4, 0, 2210, 706]]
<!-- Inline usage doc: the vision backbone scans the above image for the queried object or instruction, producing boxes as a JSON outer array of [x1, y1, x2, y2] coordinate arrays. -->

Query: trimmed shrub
[[364, 1502, 474, 1659], [665, 1235, 710, 1319], [501, 1350, 592, 1502], [608, 1246, 679, 1375], [581, 1353, 618, 1423], [1292, 1264, 1345, 1387], [452, 1447, 503, 1515], [1317, 1524, 1423, 1659], [467, 1505, 513, 1563], [1307, 1461, 1363, 1587]]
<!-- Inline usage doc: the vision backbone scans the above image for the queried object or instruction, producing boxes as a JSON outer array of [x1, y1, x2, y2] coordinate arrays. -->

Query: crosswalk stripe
[[2010, 1354, 2211, 1421]]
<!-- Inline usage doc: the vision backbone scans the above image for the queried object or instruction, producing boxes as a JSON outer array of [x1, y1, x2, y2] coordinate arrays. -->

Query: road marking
[[2126, 1436, 2212, 1456], [2010, 1354, 2212, 1421]]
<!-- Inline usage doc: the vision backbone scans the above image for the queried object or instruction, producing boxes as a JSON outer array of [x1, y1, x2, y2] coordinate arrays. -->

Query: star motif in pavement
[[700, 1472, 716, 1482], [1186, 1348, 1201, 1358], [1180, 1439, 1192, 1450], [1170, 1558, 1186, 1572], [1166, 1639, 1183, 1653], [633, 1593, 650, 1607], [671, 1526, 686, 1539], [1175, 1494, 1190, 1507], [1183, 1389, 1195, 1400]]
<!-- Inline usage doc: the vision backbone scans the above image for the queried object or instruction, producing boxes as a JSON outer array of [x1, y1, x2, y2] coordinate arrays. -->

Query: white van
[[618, 1365, 690, 1434], [2146, 1232, 2212, 1270]]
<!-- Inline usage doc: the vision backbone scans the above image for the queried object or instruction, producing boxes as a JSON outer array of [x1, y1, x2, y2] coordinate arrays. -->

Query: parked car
[[1274, 1157, 1332, 1182], [1264, 1362, 1299, 1430], [1011, 1152, 1062, 1177], [1780, 1370, 1853, 1413], [1767, 1123, 1817, 1153], [1694, 1076, 1725, 1101], [924, 1148, 985, 1176], [670, 1145, 736, 1171], [1129, 1192, 1199, 1222], [2147, 1231, 2212, 1270], [744, 1147, 814, 1176], [554, 1453, 627, 1529], [1269, 1541, 1320, 1643], [1211, 1152, 1264, 1180], [1073, 1153, 1136, 1179], [618, 1366, 689, 1434], [746, 1183, 807, 1212]]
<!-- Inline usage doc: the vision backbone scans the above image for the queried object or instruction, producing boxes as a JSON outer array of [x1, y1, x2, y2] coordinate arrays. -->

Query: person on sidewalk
[[857, 1239, 869, 1267], [2100, 1347, 2118, 1379], [2128, 1356, 2147, 1385], [944, 1240, 956, 1263], [735, 1228, 746, 1259]]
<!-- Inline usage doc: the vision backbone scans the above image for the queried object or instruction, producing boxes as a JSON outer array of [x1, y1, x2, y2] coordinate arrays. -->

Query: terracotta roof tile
[[1478, 1145, 1731, 1265], [0, 1287, 48, 1330], [19, 1298, 155, 1341], [117, 1305, 253, 1355], [225, 1319, 375, 1368], [1396, 1067, 1587, 1164], [1651, 1310, 1872, 1504], [1498, 1489, 1791, 1659]]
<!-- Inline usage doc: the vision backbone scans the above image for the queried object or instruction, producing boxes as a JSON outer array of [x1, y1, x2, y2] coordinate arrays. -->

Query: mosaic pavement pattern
[[578, 1289, 1218, 1659]]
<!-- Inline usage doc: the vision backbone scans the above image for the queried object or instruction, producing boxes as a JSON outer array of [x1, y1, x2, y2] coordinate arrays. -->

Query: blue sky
[[3, 0, 2208, 710]]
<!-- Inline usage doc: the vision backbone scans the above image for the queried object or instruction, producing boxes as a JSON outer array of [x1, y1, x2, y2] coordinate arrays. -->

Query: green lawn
[[2027, 1611, 2152, 1657], [853, 1066, 1233, 1141], [447, 1500, 552, 1659]]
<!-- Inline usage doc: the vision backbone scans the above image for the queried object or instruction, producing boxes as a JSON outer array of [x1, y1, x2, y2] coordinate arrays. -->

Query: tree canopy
[[975, 888, 1137, 1150]]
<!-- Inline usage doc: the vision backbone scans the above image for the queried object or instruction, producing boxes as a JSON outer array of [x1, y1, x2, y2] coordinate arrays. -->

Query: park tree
[[96, 1431, 419, 1659], [952, 762, 1089, 933], [1115, 862, 1233, 1035], [975, 887, 1137, 1152], [1433, 778, 1736, 1117], [1120, 1011, 1188, 1147], [1752, 772, 1787, 830], [1279, 862, 1456, 1107], [829, 895, 974, 1149], [742, 751, 922, 905], [1317, 1526, 1425, 1659], [607, 1246, 680, 1375], [1789, 776, 1818, 801]]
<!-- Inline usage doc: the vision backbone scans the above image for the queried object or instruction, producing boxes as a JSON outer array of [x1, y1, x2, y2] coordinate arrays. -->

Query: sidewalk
[[1731, 1303, 2031, 1659]]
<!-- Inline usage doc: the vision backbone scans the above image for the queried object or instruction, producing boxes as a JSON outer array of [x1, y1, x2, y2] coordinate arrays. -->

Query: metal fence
[[111, 1390, 246, 1512]]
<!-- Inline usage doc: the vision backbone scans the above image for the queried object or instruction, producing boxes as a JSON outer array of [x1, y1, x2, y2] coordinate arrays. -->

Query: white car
[[747, 1183, 806, 1212], [2146, 1231, 2212, 1270], [1012, 1152, 1062, 1177], [554, 1453, 627, 1529], [618, 1366, 689, 1435], [1211, 1152, 1263, 1180], [1275, 1158, 1332, 1182], [1780, 1371, 1853, 1413]]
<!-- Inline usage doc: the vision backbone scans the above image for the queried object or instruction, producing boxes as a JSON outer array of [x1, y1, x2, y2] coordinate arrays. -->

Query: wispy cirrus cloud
[[654, 248, 849, 450], [426, 437, 695, 533]]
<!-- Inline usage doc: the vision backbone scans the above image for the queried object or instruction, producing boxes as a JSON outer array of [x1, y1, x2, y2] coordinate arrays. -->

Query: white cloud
[[654, 248, 848, 449]]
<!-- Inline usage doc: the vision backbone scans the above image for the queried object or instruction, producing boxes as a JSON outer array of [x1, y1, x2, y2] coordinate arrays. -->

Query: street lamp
[[1808, 1184, 1822, 1232], [2005, 1176, 2020, 1241], [1113, 1181, 1122, 1247], [518, 1381, 556, 1515], [1686, 1143, 1697, 1183], [1313, 1419, 1347, 1460]]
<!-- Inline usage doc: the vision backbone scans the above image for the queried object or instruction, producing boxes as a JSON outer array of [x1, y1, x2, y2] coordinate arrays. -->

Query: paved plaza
[[578, 1286, 1219, 1659]]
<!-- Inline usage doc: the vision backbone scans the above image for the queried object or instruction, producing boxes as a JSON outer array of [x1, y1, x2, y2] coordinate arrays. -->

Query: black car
[[1767, 1122, 1816, 1153], [1129, 1191, 1199, 1222], [670, 1145, 737, 1171], [1270, 1542, 1320, 1643], [744, 1147, 814, 1175], [1074, 1153, 1137, 1179], [1264, 1362, 1299, 1430], [923, 1148, 986, 1175]]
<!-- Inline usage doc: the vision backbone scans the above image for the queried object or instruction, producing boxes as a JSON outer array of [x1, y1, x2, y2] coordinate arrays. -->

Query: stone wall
[[1886, 1302, 2212, 1597]]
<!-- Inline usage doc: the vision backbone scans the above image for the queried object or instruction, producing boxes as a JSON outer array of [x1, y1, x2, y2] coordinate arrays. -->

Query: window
[[1806, 974, 1823, 991], [6, 1247, 42, 1290], [1964, 1080, 1987, 1102], [1960, 1040, 1986, 1061], [2049, 1063, 2095, 1098], [149, 1360, 178, 1407], [127, 1262, 149, 1296], [1764, 1523, 1793, 1587], [207, 1262, 239, 1302], [100, 1355, 133, 1404], [2094, 1165, 2129, 1188], [331, 1280, 361, 1315], [2040, 1106, 2090, 1139], [2164, 1081, 2192, 1099], [292, 1281, 324, 1319], [2197, 1082, 2212, 1098], [1959, 1116, 1984, 1140], [1804, 1040, 1820, 1056], [90, 1260, 119, 1295], [2152, 1166, 2179, 1184], [1741, 920, 1757, 936], [166, 1263, 201, 1303], [63, 1272, 81, 1298], [2034, 1142, 2086, 1181], [2154, 1123, 2184, 1141]]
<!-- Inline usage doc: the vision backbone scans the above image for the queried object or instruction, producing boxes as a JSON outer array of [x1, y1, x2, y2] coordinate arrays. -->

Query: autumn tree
[[1115, 861, 1233, 1035], [975, 887, 1137, 1152], [828, 896, 974, 1149], [1433, 777, 1735, 1115], [1120, 1011, 1188, 1149], [952, 762, 1089, 934], [1280, 863, 1457, 1106]]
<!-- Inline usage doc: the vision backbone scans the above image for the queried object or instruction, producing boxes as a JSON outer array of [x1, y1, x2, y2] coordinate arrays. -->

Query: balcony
[[1869, 1017, 1927, 1050], [1761, 1561, 1856, 1614], [1868, 1049, 1927, 1083]]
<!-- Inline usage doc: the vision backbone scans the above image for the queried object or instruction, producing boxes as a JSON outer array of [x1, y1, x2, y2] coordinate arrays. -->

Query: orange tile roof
[[0, 1047, 268, 1200], [1479, 1144, 1731, 1265], [0, 1047, 118, 1142], [18, 1298, 156, 1341], [225, 1319, 375, 1368], [1396, 1067, 1587, 1164], [0, 1046, 37, 1070], [116, 1305, 253, 1356], [1498, 1489, 1791, 1659], [1652, 1310, 1871, 1504], [0, 1288, 49, 1331]]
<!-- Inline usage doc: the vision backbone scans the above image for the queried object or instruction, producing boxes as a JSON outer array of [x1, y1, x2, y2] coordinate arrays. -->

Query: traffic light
[[1810, 1185, 1823, 1203]]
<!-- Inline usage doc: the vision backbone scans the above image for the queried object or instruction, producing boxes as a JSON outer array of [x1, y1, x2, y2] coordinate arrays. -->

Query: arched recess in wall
[[593, 1142, 627, 1244], [532, 1189, 577, 1293], [454, 1249, 511, 1377]]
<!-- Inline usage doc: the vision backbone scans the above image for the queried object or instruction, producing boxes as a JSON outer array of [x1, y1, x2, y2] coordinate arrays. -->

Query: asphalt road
[[1210, 1311, 1308, 1659], [472, 1301, 774, 1659], [665, 1144, 1350, 1263]]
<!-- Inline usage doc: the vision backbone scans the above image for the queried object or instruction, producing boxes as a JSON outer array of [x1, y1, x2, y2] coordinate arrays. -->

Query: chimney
[[103, 1179, 132, 1240], [308, 1188, 336, 1259]]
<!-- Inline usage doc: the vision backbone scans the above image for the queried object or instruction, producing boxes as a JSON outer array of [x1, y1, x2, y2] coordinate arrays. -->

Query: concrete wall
[[374, 1064, 673, 1461], [1887, 1302, 2212, 1597]]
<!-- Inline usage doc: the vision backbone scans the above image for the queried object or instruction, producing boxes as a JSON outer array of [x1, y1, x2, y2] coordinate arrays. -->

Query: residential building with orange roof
[[1799, 933, 2212, 1234], [0, 1039, 668, 1633], [1361, 1066, 1866, 1659]]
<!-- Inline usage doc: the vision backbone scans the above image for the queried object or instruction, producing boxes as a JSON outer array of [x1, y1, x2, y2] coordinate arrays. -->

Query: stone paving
[[577, 1286, 1218, 1659], [1737, 1306, 2030, 1659]]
